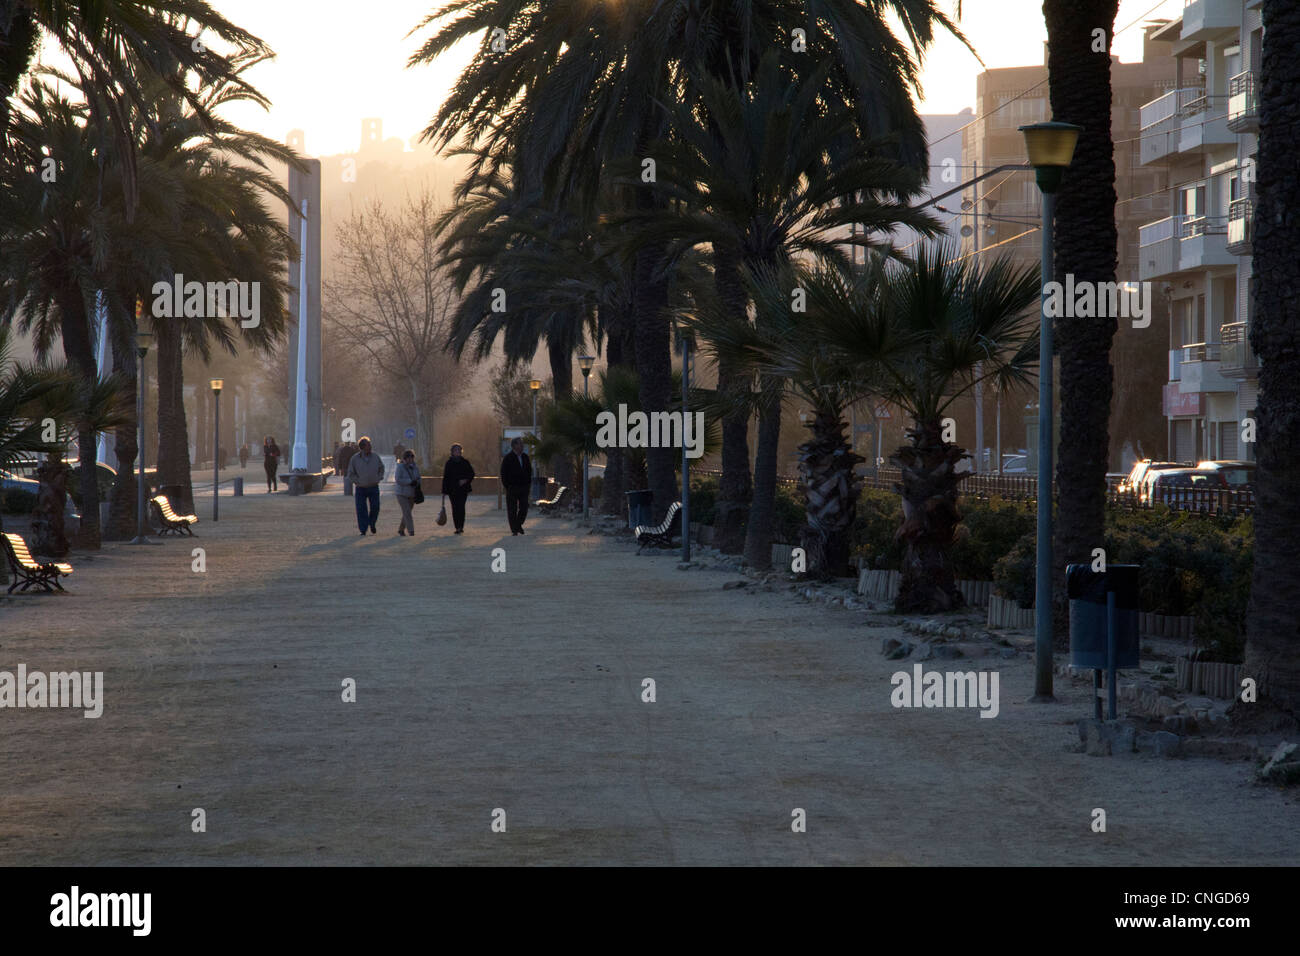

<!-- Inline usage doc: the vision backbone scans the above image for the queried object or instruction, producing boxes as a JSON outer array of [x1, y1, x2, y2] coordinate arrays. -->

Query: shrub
[[951, 496, 1035, 581], [772, 484, 805, 544], [689, 476, 718, 525], [993, 531, 1037, 608], [849, 486, 904, 570]]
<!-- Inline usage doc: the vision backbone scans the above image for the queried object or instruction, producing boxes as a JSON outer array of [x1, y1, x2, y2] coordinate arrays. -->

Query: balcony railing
[[1181, 215, 1227, 238], [1228, 197, 1254, 252], [1140, 86, 1206, 129], [1140, 216, 1177, 246], [1228, 71, 1259, 131], [1220, 322, 1259, 376], [1182, 341, 1221, 364]]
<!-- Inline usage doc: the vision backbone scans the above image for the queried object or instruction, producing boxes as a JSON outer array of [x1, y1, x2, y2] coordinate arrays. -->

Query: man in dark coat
[[499, 437, 533, 535], [440, 443, 475, 534]]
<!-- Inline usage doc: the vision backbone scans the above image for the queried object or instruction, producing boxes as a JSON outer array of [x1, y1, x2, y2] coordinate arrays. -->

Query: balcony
[[1181, 0, 1240, 42], [1227, 197, 1253, 255], [1139, 87, 1232, 163], [1179, 341, 1234, 394], [1220, 322, 1259, 379], [1139, 215, 1232, 280], [1227, 71, 1259, 133]]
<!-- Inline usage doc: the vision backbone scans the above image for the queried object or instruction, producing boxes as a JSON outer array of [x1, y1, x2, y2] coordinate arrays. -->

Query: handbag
[[410, 466, 425, 504], [436, 494, 447, 526]]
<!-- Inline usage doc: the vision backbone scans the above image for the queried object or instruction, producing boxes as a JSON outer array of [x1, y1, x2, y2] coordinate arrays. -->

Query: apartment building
[[1137, 0, 1262, 463], [961, 30, 1177, 470]]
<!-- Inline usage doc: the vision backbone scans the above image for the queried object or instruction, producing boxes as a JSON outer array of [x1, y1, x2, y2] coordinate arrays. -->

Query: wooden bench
[[635, 501, 682, 551], [535, 485, 570, 515], [2, 532, 73, 594], [151, 494, 198, 536]]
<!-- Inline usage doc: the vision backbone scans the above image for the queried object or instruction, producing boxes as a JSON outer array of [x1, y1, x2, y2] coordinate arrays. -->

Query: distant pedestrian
[[394, 449, 421, 536], [346, 436, 385, 535], [219, 445, 226, 471], [262, 436, 281, 492], [239, 443, 249, 469], [332, 442, 342, 473], [440, 443, 475, 534], [500, 437, 532, 536]]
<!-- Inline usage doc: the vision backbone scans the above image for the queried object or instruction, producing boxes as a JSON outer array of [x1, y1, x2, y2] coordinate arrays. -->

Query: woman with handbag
[[440, 443, 475, 534], [394, 450, 423, 536]]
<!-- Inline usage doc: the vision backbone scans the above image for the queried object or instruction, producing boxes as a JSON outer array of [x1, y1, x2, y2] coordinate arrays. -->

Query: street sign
[[875, 406, 891, 419], [404, 427, 416, 440]]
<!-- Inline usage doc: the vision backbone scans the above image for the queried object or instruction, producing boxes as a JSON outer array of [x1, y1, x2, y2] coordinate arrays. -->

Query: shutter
[[1219, 425, 1237, 461], [1175, 420, 1195, 463]]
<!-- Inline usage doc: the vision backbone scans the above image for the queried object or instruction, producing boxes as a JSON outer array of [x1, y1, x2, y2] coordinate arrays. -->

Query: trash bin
[[233, 476, 244, 497], [1067, 563, 1140, 670], [626, 489, 654, 531]]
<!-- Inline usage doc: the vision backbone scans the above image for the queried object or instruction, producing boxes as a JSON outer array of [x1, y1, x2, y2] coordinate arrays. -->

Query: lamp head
[[134, 328, 154, 354], [529, 379, 542, 391], [578, 355, 595, 377], [210, 378, 223, 394], [1019, 121, 1082, 194]]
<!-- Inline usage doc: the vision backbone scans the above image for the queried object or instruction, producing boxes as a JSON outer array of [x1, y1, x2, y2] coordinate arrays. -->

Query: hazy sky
[[196, 0, 1185, 157]]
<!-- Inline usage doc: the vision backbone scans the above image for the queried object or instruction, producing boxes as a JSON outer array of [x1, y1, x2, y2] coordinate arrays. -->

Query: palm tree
[[806, 244, 1041, 612], [617, 54, 940, 569], [410, 0, 970, 526], [1043, 0, 1120, 618], [688, 263, 873, 579], [1244, 0, 1300, 722], [1, 0, 271, 213]]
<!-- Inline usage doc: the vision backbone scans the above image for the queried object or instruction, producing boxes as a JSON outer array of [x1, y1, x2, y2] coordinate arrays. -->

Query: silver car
[[0, 469, 81, 534]]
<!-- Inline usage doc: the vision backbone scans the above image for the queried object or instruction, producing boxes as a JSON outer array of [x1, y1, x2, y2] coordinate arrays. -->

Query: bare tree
[[325, 189, 467, 465]]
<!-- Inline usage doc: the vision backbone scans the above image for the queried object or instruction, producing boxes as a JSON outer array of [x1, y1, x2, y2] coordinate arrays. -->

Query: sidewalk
[[1, 489, 1296, 865]]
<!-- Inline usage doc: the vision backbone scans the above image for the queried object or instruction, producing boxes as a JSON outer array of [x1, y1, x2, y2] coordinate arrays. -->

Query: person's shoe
[[455, 529, 464, 534], [369, 526, 377, 534], [360, 530, 366, 536], [398, 528, 406, 536], [518, 527, 526, 535], [512, 531, 518, 536]]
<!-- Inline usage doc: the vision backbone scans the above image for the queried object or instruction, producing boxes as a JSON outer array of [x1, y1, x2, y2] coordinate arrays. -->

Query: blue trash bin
[[626, 489, 654, 531], [1068, 563, 1140, 670], [233, 476, 244, 497]]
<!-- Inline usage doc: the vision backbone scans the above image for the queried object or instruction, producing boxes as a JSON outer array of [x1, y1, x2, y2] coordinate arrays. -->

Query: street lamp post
[[128, 327, 157, 546], [529, 379, 542, 498], [1020, 119, 1082, 703], [680, 330, 692, 563], [578, 356, 595, 519], [210, 379, 223, 521]]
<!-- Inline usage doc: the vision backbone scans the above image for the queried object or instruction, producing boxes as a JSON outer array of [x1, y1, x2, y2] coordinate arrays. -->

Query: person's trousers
[[396, 494, 415, 534], [264, 461, 277, 491], [448, 491, 468, 532], [506, 484, 530, 532], [354, 485, 381, 532]]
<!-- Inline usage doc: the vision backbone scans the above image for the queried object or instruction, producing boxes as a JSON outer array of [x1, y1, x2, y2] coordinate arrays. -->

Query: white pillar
[[291, 199, 309, 471]]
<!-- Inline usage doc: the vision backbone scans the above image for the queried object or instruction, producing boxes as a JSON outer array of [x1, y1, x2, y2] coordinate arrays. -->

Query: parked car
[[1143, 468, 1228, 510], [1000, 454, 1028, 474], [0, 469, 81, 533], [1195, 459, 1255, 490], [1117, 459, 1192, 502]]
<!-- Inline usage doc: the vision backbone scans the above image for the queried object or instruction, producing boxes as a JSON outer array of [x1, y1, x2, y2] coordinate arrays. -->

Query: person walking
[[239, 443, 249, 469], [500, 437, 533, 536], [262, 436, 281, 492], [440, 443, 475, 534], [394, 449, 421, 536], [346, 437, 385, 535]]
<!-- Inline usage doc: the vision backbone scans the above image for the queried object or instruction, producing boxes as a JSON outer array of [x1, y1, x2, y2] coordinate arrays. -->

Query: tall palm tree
[[1244, 0, 1300, 722], [410, 0, 970, 525], [1, 0, 271, 213], [618, 54, 940, 569], [1043, 0, 1120, 618], [807, 244, 1041, 611]]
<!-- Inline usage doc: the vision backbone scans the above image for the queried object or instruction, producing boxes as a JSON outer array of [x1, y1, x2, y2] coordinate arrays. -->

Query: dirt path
[[1, 485, 1295, 865]]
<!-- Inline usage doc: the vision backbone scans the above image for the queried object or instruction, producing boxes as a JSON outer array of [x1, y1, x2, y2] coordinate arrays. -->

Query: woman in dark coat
[[440, 443, 475, 534], [263, 436, 281, 492]]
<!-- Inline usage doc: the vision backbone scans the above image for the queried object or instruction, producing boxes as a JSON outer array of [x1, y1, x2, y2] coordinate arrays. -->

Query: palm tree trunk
[[600, 304, 630, 517], [892, 419, 967, 612], [712, 246, 753, 553], [154, 321, 195, 514], [58, 289, 101, 548], [1244, 0, 1300, 723], [798, 409, 864, 579], [742, 385, 782, 570], [547, 339, 575, 488], [1044, 0, 1120, 620], [632, 238, 676, 521]]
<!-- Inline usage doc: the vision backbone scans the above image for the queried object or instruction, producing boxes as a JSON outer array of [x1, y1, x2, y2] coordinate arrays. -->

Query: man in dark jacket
[[440, 443, 475, 534], [499, 437, 533, 535]]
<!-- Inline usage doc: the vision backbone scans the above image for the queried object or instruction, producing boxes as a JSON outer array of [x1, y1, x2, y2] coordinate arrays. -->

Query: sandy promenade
[[1, 474, 1296, 866]]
